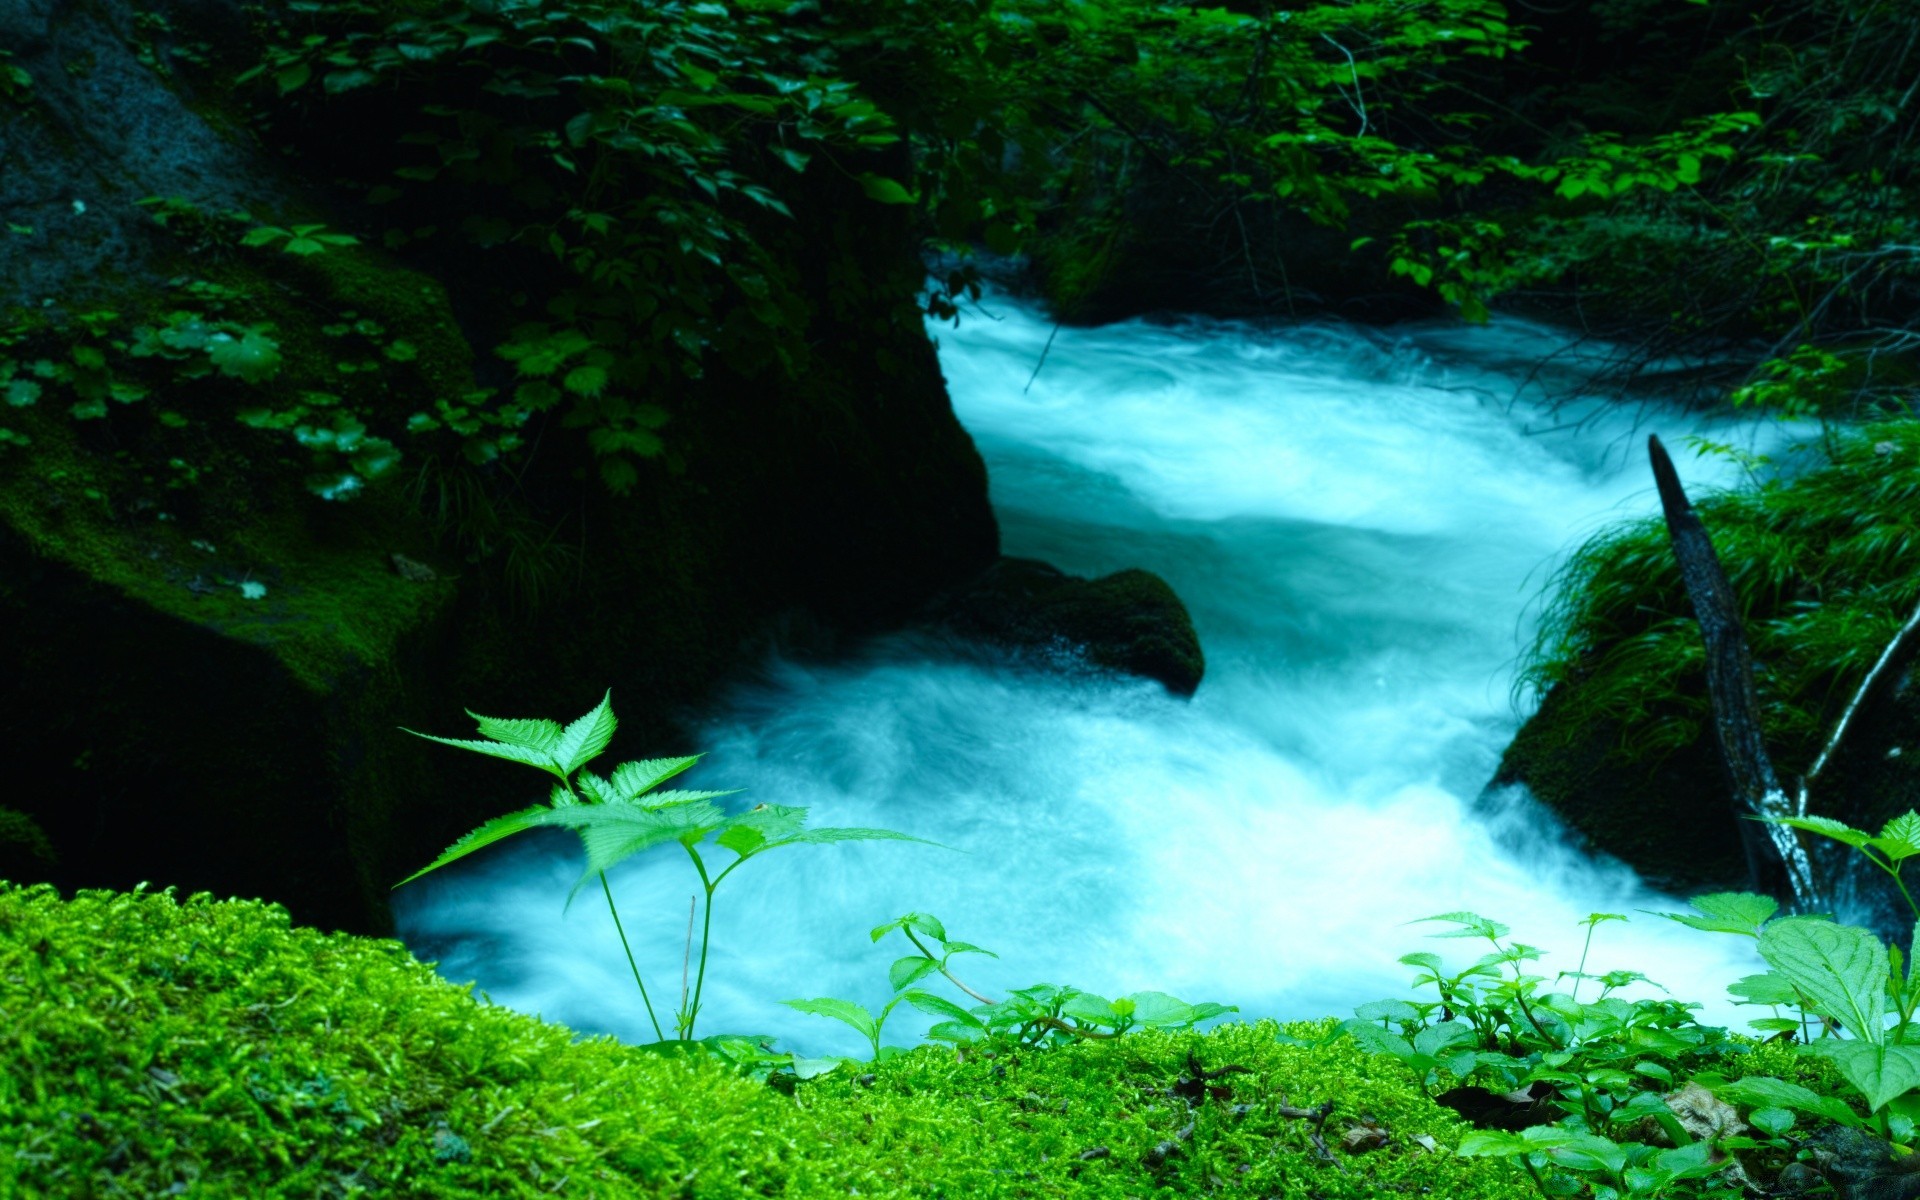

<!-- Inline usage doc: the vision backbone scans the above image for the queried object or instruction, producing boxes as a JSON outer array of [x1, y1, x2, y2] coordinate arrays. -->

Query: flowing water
[[398, 297, 1786, 1056]]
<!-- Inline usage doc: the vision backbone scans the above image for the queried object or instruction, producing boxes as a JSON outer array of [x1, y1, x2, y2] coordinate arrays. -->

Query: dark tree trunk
[[1647, 434, 1797, 904]]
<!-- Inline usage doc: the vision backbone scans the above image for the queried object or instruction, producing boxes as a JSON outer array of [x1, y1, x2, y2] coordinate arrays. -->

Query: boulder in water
[[937, 557, 1205, 696]]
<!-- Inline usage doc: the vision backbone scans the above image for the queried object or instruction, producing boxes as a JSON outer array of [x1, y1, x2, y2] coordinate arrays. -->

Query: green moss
[[0, 883, 1534, 1199]]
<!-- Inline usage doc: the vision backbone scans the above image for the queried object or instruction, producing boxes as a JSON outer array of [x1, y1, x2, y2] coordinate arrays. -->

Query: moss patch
[[0, 883, 1533, 1199]]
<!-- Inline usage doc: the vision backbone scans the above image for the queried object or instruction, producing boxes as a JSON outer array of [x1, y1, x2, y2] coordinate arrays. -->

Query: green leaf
[[1874, 812, 1920, 862], [1415, 911, 1510, 940], [5, 379, 38, 407], [543, 799, 728, 890], [1772, 815, 1871, 849], [1354, 999, 1420, 1024], [1714, 1075, 1864, 1127], [1061, 993, 1119, 1025], [206, 329, 282, 384], [464, 713, 563, 751], [552, 690, 617, 774], [1727, 972, 1799, 1006], [403, 730, 562, 774], [787, 1054, 846, 1080], [782, 997, 876, 1040], [393, 804, 555, 886], [872, 912, 947, 944], [1655, 891, 1779, 937], [856, 173, 916, 205], [563, 364, 608, 397], [1758, 918, 1887, 1041], [768, 826, 942, 854], [902, 990, 984, 1028], [608, 756, 700, 800], [1808, 1042, 1920, 1112], [888, 956, 939, 993], [1125, 991, 1197, 1028]]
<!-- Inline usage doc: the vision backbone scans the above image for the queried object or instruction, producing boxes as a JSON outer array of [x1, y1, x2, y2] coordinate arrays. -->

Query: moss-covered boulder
[[936, 557, 1206, 695], [1494, 425, 1920, 925], [0, 882, 1534, 1199]]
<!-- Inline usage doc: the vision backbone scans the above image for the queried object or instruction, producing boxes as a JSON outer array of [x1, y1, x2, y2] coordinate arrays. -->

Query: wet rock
[[1809, 1125, 1920, 1200], [936, 557, 1205, 695]]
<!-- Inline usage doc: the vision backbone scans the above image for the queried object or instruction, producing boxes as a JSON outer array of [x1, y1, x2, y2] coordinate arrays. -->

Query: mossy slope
[[0, 882, 1531, 1199]]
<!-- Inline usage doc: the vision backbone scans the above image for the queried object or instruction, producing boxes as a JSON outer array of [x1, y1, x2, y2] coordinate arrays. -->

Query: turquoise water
[[399, 298, 1784, 1055]]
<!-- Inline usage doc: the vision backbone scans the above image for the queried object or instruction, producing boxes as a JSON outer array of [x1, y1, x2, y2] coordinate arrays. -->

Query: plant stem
[[905, 930, 995, 1005], [600, 872, 664, 1042], [1571, 923, 1598, 1006]]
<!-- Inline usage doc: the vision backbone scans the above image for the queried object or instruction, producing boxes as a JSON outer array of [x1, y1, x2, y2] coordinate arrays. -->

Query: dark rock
[[936, 557, 1205, 696], [1490, 684, 1746, 896], [1809, 1125, 1920, 1200], [0, 807, 56, 884], [1495, 663, 1920, 933]]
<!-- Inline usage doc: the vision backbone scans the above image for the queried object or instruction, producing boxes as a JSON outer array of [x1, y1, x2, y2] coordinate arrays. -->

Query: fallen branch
[[1647, 435, 1811, 907]]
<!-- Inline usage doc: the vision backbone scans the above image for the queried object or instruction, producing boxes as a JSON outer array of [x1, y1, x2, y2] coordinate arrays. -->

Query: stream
[[397, 296, 1784, 1057]]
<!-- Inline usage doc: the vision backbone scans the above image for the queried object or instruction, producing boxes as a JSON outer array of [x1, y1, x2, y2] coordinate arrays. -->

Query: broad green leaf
[[552, 690, 617, 773], [1455, 1130, 1532, 1158], [1125, 991, 1196, 1028], [542, 799, 726, 883], [464, 712, 563, 750], [1355, 999, 1421, 1024], [788, 1054, 847, 1080], [1398, 951, 1446, 973], [1807, 1041, 1920, 1112], [404, 730, 561, 774], [1414, 1021, 1475, 1057], [856, 173, 916, 204], [1714, 1074, 1866, 1127], [634, 789, 738, 810], [1727, 972, 1799, 1006], [1758, 918, 1887, 1042], [1772, 815, 1871, 849], [1539, 1130, 1631, 1174], [782, 997, 876, 1040], [608, 755, 699, 799], [207, 329, 282, 383], [393, 804, 554, 886], [1415, 911, 1510, 940], [714, 824, 767, 858], [888, 956, 939, 993], [1655, 891, 1778, 936], [1062, 993, 1118, 1025], [1342, 1019, 1413, 1059], [721, 804, 809, 847], [903, 990, 984, 1028], [1188, 1002, 1238, 1023], [872, 912, 946, 944], [1874, 812, 1920, 861]]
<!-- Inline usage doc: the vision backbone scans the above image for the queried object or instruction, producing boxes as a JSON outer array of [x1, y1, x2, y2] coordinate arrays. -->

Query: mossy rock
[[1491, 684, 1748, 894], [936, 557, 1206, 695], [0, 0, 999, 935], [0, 882, 1536, 1199]]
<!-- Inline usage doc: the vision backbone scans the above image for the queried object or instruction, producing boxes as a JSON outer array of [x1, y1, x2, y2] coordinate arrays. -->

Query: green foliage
[[241, 221, 360, 257], [399, 691, 931, 1042], [788, 911, 1235, 1062], [1523, 424, 1920, 774], [0, 49, 31, 102]]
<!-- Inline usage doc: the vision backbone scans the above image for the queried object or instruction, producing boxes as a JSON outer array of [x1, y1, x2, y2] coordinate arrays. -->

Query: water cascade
[[399, 298, 1786, 1057]]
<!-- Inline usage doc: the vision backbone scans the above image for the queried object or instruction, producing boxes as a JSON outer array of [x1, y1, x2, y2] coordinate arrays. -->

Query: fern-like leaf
[[543, 799, 728, 886], [609, 756, 701, 800], [553, 690, 617, 774], [464, 712, 563, 750], [403, 730, 561, 774], [393, 804, 557, 887]]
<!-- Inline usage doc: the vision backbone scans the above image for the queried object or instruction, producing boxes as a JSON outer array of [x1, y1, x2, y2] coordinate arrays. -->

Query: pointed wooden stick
[[1648, 435, 1811, 906]]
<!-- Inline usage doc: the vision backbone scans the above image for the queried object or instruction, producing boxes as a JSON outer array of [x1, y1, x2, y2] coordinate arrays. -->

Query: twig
[[1798, 595, 1920, 805]]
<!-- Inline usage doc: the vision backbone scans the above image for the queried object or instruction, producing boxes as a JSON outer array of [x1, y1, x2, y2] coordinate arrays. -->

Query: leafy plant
[[786, 911, 1236, 1060], [241, 222, 360, 257], [397, 692, 933, 1042]]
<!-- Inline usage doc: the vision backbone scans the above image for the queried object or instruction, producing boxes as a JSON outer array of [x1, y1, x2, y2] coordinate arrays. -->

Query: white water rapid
[[397, 297, 1784, 1056]]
